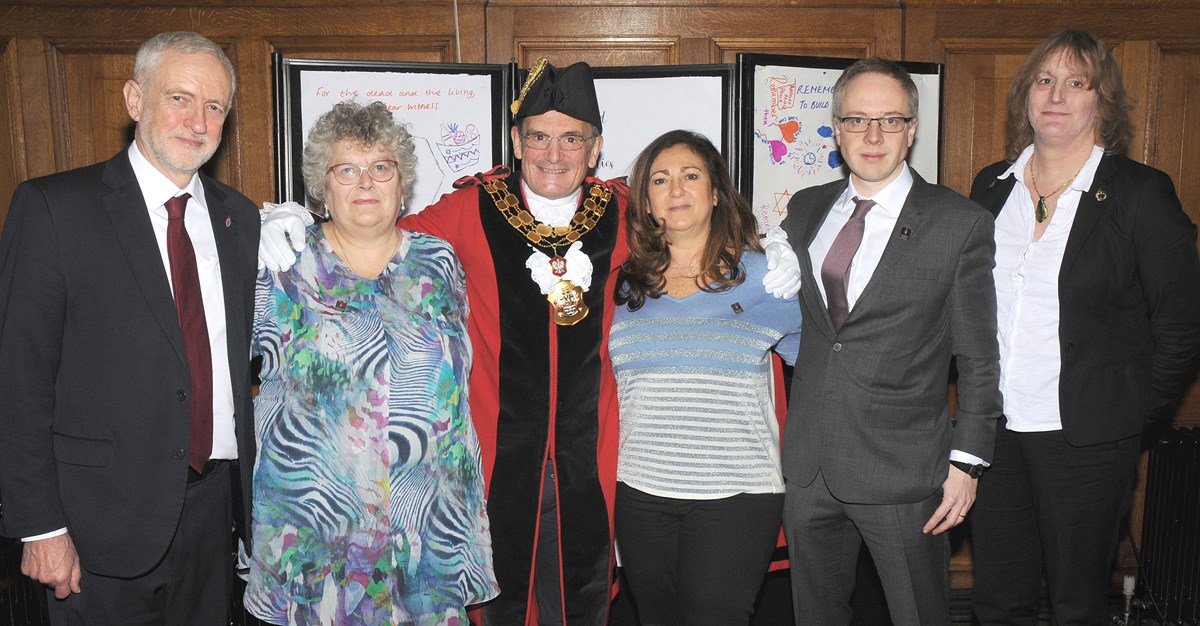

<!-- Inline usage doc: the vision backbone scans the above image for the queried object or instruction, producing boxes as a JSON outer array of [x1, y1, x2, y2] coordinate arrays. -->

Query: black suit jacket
[[972, 154, 1200, 446], [0, 150, 259, 577], [781, 172, 1002, 504]]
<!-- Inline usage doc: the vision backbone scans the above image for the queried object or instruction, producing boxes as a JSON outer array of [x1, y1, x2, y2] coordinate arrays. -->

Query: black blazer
[[0, 150, 260, 577], [972, 154, 1200, 447]]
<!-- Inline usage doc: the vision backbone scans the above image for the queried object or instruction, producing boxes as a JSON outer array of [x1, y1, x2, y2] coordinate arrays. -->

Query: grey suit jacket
[[781, 171, 1002, 505], [0, 150, 260, 577]]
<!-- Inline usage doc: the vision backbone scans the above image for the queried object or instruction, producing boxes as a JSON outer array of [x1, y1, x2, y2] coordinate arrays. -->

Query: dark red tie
[[820, 196, 875, 332], [165, 193, 213, 473]]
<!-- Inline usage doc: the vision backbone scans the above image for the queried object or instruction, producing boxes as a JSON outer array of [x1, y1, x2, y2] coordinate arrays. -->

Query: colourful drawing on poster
[[751, 67, 845, 230], [438, 122, 481, 172]]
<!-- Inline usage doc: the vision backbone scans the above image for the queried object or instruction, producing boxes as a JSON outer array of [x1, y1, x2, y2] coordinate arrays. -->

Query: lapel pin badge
[[1096, 190, 1108, 202], [225, 216, 232, 227], [731, 302, 744, 314], [900, 227, 912, 240]]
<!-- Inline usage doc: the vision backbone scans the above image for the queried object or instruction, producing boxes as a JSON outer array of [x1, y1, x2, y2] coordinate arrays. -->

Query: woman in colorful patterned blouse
[[244, 100, 498, 625], [609, 130, 802, 624]]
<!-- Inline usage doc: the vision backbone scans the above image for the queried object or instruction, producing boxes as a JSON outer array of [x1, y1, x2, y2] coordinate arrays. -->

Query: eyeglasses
[[520, 132, 595, 151], [327, 159, 398, 185], [835, 116, 913, 133]]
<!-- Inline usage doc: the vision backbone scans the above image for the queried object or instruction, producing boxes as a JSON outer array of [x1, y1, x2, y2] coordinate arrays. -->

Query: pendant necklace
[[1029, 153, 1083, 224]]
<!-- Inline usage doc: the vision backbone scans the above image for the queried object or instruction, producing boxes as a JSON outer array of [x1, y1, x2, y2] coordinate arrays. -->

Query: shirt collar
[[844, 161, 913, 218], [127, 142, 207, 214], [520, 180, 583, 227], [1000, 143, 1104, 193]]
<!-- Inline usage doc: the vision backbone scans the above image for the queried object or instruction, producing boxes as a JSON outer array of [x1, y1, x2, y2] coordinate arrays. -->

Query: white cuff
[[23, 527, 68, 542]]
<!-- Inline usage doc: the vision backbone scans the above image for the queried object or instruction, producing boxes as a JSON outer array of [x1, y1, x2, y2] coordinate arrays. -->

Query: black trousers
[[614, 482, 783, 626], [971, 420, 1140, 626], [47, 461, 234, 626]]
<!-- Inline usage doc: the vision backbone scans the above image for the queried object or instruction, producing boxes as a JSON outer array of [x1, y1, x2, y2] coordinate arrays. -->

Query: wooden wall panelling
[[1151, 39, 1200, 432], [0, 37, 19, 223], [486, 1, 901, 67], [1152, 40, 1200, 242], [0, 2, 487, 213], [41, 38, 140, 180], [931, 38, 1038, 196], [12, 38, 55, 185]]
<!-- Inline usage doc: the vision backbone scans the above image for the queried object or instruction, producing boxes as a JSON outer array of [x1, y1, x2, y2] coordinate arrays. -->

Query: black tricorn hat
[[511, 59, 603, 134]]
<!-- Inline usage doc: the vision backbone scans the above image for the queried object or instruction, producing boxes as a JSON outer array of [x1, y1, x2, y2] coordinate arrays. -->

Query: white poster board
[[274, 58, 509, 214], [591, 67, 731, 181], [738, 55, 943, 231]]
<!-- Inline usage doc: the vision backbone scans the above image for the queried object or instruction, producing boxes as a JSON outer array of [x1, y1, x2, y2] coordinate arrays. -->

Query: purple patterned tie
[[821, 196, 875, 332], [165, 193, 213, 473]]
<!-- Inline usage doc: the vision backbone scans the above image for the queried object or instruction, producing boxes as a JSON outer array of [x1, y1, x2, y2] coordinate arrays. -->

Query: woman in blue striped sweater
[[610, 130, 802, 625]]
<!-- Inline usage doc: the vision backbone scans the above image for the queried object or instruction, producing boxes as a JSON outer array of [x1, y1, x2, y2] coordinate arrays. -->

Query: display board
[[272, 56, 943, 227], [737, 54, 943, 231], [590, 65, 733, 182], [273, 56, 510, 214]]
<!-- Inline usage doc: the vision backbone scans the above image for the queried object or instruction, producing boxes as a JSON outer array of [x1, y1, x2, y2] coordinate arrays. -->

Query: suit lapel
[[975, 170, 1018, 218], [100, 153, 189, 367], [849, 173, 933, 318], [200, 175, 247, 382], [800, 183, 846, 339], [1060, 154, 1116, 277]]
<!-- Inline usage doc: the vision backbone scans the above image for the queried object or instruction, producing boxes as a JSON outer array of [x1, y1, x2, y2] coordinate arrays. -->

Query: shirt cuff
[[949, 450, 989, 467], [23, 527, 68, 542]]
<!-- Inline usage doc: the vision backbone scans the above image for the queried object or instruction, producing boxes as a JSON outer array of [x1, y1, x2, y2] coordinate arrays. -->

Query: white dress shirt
[[993, 144, 1104, 432], [807, 163, 984, 467]]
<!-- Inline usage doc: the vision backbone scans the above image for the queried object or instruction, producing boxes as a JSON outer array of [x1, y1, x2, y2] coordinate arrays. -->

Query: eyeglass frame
[[834, 116, 915, 134], [519, 131, 597, 151], [327, 159, 399, 185]]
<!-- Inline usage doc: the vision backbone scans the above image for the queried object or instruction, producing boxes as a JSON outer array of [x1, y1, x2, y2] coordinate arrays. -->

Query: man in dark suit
[[0, 31, 259, 624], [780, 57, 1002, 625]]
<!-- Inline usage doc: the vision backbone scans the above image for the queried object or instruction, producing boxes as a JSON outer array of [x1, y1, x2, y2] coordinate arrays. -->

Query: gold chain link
[[484, 178, 611, 249]]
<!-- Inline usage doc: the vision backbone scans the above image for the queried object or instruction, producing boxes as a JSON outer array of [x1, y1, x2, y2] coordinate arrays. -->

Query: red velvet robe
[[401, 167, 628, 625]]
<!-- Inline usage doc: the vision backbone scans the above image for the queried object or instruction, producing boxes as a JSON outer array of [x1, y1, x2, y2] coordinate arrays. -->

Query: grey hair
[[302, 100, 417, 206], [133, 31, 236, 104], [831, 57, 919, 120]]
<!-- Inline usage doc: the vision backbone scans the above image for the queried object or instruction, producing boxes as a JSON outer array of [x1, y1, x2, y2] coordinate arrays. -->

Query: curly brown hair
[[1005, 29, 1134, 161], [615, 130, 762, 311]]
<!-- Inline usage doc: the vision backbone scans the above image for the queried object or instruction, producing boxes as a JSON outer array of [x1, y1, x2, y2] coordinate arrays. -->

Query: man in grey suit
[[781, 57, 1002, 625]]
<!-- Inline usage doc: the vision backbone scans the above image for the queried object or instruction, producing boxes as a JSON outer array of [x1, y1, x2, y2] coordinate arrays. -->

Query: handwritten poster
[[591, 68, 730, 182], [274, 58, 508, 214], [739, 55, 942, 231]]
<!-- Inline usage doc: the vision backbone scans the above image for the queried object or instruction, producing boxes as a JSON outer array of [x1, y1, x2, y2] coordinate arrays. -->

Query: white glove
[[761, 226, 802, 299], [259, 201, 314, 271]]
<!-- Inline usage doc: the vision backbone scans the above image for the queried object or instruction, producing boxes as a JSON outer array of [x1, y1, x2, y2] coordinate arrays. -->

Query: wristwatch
[[950, 460, 986, 479]]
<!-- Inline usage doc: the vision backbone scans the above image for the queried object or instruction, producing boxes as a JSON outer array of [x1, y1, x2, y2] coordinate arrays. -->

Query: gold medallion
[[547, 279, 589, 326]]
